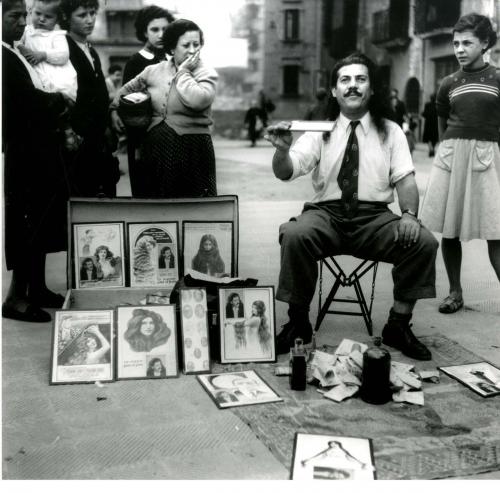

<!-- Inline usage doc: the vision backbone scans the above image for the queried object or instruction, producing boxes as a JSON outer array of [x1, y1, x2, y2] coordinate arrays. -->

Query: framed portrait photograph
[[50, 310, 114, 384], [182, 221, 234, 278], [197, 370, 282, 409], [116, 305, 178, 380], [180, 288, 211, 374], [128, 222, 180, 289], [218, 286, 276, 363], [290, 433, 376, 480], [73, 222, 125, 289], [438, 361, 500, 397]]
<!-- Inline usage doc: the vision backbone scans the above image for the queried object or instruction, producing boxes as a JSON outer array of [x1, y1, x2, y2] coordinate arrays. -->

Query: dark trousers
[[277, 201, 438, 307]]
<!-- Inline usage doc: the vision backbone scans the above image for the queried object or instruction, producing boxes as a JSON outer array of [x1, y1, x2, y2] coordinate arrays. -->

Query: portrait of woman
[[94, 245, 121, 280], [80, 257, 98, 282], [158, 245, 175, 269], [124, 308, 171, 352], [146, 357, 167, 378], [63, 324, 111, 366], [244, 300, 271, 354], [133, 235, 157, 283], [191, 234, 225, 277], [225, 292, 244, 318]]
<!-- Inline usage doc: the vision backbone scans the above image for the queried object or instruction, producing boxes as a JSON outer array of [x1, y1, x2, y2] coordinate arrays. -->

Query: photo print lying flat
[[51, 310, 114, 384], [116, 305, 178, 380], [438, 361, 500, 397], [197, 370, 282, 409], [73, 222, 125, 289], [218, 286, 276, 363], [180, 288, 211, 374], [128, 222, 180, 289], [182, 221, 234, 278], [291, 433, 376, 480]]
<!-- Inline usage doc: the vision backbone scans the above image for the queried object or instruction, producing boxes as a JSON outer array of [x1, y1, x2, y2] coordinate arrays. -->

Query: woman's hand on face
[[110, 110, 125, 133], [178, 50, 200, 72]]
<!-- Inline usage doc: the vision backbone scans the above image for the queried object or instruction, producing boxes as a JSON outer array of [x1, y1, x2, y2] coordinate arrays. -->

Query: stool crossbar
[[315, 257, 378, 335]]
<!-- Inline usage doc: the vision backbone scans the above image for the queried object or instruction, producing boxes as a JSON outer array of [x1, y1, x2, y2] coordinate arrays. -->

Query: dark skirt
[[140, 122, 217, 198]]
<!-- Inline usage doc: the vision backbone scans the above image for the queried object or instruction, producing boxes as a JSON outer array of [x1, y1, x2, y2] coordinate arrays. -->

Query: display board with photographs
[[116, 305, 178, 380], [197, 370, 282, 409], [182, 221, 234, 278], [51, 310, 114, 384], [128, 222, 179, 289], [218, 286, 276, 363], [73, 222, 125, 289], [438, 361, 500, 397], [291, 433, 376, 480], [180, 288, 211, 374]]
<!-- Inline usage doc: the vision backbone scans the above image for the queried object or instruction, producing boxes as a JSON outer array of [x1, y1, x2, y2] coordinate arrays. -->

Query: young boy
[[18, 0, 77, 102]]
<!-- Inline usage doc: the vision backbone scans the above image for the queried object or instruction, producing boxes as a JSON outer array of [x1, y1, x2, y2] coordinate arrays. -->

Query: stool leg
[[314, 277, 342, 333], [352, 278, 373, 336]]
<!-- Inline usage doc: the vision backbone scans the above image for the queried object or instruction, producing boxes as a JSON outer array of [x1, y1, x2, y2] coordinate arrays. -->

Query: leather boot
[[382, 309, 431, 361], [276, 305, 313, 355]]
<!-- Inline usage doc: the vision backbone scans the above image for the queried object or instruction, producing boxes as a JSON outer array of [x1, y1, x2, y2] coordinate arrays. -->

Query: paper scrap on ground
[[419, 370, 440, 382], [310, 338, 425, 405]]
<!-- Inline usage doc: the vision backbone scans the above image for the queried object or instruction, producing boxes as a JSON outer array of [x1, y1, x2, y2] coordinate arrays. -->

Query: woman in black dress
[[422, 93, 439, 157]]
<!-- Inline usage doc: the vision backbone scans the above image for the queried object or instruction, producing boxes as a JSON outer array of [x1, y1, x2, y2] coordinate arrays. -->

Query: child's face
[[453, 31, 487, 69], [31, 1, 59, 31]]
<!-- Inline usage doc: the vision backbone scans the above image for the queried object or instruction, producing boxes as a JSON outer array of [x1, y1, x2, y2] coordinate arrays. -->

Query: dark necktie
[[337, 120, 360, 218]]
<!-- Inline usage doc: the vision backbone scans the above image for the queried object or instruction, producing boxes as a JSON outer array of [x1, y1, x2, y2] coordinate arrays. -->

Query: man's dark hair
[[3, 0, 26, 13], [108, 64, 122, 75], [453, 12, 497, 52], [59, 0, 99, 30], [162, 19, 204, 56], [134, 5, 175, 43], [323, 52, 392, 141]]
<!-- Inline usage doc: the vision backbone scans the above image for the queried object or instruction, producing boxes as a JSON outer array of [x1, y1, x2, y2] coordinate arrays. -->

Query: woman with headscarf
[[191, 234, 225, 277]]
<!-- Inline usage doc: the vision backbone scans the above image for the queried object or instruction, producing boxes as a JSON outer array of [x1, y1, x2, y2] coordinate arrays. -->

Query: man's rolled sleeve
[[389, 123, 415, 185], [287, 131, 322, 181]]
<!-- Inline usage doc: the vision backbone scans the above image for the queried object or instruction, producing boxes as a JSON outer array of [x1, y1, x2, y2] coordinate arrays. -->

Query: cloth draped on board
[[66, 35, 119, 198], [2, 44, 69, 270], [111, 58, 218, 198]]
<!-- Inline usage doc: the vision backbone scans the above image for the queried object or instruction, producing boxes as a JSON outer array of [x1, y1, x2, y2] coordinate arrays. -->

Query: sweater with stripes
[[436, 64, 500, 142]]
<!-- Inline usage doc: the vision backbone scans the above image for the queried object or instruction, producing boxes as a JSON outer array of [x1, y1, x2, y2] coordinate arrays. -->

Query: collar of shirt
[[336, 112, 371, 136], [26, 25, 67, 36], [139, 49, 155, 60]]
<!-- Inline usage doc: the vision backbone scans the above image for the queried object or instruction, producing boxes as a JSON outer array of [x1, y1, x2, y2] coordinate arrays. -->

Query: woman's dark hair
[[228, 292, 240, 304], [134, 4, 175, 43], [162, 19, 204, 56], [94, 245, 113, 260], [124, 308, 171, 353], [453, 13, 497, 52], [323, 52, 392, 142], [59, 0, 99, 30]]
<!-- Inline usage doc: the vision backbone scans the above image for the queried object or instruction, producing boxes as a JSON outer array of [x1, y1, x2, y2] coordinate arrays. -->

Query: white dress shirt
[[288, 112, 415, 203]]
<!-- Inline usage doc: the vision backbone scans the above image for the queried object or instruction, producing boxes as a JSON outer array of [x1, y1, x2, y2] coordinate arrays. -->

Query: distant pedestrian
[[258, 89, 275, 127], [420, 13, 500, 314], [421, 93, 439, 157], [105, 64, 122, 103], [389, 88, 407, 127], [244, 99, 264, 146], [304, 87, 329, 120]]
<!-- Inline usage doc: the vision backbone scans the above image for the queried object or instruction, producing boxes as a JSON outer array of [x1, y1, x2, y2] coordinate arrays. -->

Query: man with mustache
[[265, 53, 438, 360]]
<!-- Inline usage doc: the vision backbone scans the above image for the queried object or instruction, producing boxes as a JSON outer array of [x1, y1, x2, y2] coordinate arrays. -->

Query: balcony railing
[[372, 1, 410, 49], [414, 0, 461, 36]]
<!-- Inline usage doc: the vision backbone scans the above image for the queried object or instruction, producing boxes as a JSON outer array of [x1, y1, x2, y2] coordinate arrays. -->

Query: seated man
[[265, 53, 438, 361]]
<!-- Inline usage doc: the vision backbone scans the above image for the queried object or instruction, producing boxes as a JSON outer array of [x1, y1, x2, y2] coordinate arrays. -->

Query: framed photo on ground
[[128, 222, 180, 289], [50, 310, 114, 384], [290, 433, 376, 480], [116, 305, 178, 380], [197, 370, 282, 409], [73, 222, 125, 289], [438, 361, 500, 397], [218, 286, 276, 363], [180, 288, 211, 374], [182, 221, 234, 278]]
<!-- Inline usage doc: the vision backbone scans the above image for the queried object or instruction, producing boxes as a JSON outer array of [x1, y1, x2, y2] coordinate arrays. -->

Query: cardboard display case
[[63, 196, 239, 310]]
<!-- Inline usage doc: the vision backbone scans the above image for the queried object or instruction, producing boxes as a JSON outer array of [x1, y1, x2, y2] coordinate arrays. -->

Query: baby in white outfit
[[18, 0, 77, 102]]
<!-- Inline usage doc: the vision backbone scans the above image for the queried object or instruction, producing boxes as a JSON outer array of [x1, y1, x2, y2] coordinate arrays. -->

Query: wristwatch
[[402, 208, 418, 219]]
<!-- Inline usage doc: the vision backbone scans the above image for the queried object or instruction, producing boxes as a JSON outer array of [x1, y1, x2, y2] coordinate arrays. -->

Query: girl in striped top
[[420, 13, 500, 314]]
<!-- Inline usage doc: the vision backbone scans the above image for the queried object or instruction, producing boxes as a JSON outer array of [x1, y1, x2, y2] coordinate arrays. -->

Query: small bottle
[[360, 337, 392, 404], [290, 337, 307, 390]]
